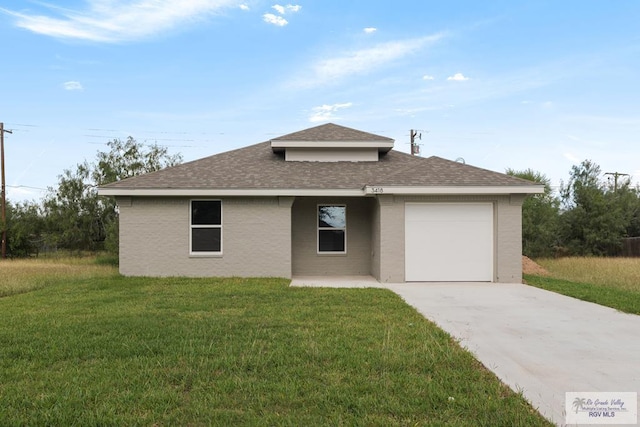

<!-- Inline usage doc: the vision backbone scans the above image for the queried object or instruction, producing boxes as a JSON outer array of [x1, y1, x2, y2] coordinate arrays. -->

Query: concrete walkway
[[291, 275, 387, 288], [292, 278, 640, 425]]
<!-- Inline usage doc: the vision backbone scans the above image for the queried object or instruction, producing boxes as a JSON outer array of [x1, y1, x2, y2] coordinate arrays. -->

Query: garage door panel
[[407, 203, 488, 222], [405, 203, 493, 282]]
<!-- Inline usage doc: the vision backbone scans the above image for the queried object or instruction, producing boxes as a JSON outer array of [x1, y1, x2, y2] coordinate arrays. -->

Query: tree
[[4, 200, 45, 257], [43, 162, 105, 251], [604, 175, 640, 238], [622, 188, 640, 238], [92, 137, 182, 186], [42, 137, 182, 253], [559, 160, 629, 255], [506, 168, 560, 258]]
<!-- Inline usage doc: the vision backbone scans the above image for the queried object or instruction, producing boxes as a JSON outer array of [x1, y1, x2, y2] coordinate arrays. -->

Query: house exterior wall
[[375, 195, 405, 282], [370, 199, 381, 280], [374, 194, 524, 283], [116, 193, 523, 283], [498, 195, 525, 282], [291, 197, 373, 276], [116, 196, 292, 277]]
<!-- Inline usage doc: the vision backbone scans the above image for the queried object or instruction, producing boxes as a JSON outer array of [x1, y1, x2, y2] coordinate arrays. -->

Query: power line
[[7, 184, 48, 191], [4, 122, 228, 137], [4, 122, 231, 150]]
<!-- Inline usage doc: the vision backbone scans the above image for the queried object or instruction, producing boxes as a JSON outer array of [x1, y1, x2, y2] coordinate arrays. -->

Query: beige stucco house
[[98, 123, 543, 283]]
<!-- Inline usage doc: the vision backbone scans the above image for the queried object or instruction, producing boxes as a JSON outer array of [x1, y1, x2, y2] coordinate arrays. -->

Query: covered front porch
[[290, 196, 380, 278]]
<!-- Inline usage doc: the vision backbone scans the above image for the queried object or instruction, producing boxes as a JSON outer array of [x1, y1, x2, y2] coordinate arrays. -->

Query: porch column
[[279, 197, 295, 279], [376, 195, 405, 283]]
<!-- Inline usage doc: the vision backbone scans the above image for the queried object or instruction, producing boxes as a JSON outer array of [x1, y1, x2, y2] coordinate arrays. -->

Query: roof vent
[[270, 123, 394, 162]]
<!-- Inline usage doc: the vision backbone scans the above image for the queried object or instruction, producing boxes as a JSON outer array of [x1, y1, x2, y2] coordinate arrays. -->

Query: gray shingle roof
[[271, 123, 394, 142], [100, 138, 538, 192]]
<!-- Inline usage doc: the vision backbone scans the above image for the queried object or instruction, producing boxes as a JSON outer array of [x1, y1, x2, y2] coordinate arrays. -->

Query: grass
[[524, 257, 640, 314], [0, 256, 118, 297], [0, 269, 551, 426], [535, 257, 640, 292]]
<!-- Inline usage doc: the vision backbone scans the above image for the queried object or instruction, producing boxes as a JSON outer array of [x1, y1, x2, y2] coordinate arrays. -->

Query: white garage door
[[405, 203, 494, 282]]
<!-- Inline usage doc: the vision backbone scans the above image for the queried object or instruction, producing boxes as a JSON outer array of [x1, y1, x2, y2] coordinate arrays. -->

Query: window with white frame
[[318, 205, 346, 253], [191, 200, 222, 254]]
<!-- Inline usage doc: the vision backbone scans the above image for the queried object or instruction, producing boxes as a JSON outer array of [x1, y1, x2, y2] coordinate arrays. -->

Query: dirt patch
[[522, 256, 550, 276]]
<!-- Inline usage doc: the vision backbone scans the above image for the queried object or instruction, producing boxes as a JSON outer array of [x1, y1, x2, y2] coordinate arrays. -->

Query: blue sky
[[1, 0, 639, 202]]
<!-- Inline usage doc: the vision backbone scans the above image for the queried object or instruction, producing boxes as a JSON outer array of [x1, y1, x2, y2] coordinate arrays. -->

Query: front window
[[318, 205, 346, 253], [191, 200, 222, 254]]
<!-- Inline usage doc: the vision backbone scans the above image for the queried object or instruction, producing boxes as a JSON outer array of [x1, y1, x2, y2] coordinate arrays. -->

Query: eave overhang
[[363, 185, 545, 195], [270, 140, 394, 153], [98, 184, 544, 198], [97, 188, 367, 197]]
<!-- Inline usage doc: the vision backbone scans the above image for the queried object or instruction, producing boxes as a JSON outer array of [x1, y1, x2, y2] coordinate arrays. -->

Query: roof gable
[[270, 123, 394, 160], [271, 123, 393, 142]]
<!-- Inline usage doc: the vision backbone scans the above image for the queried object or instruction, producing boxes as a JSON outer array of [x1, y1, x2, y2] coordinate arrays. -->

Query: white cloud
[[309, 102, 353, 123], [297, 33, 446, 88], [239, 4, 249, 11], [7, 186, 44, 201], [0, 0, 239, 42], [422, 75, 434, 80], [285, 4, 301, 13], [263, 13, 287, 26], [563, 152, 581, 164], [263, 4, 300, 26], [363, 27, 377, 34], [63, 81, 83, 90], [447, 73, 469, 81], [272, 4, 301, 14]]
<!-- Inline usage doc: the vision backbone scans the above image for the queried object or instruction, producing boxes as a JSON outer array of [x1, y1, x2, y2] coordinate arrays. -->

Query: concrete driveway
[[387, 282, 640, 426]]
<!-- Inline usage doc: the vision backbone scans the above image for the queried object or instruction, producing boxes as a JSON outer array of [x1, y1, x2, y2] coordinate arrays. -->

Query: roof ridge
[[271, 123, 394, 142]]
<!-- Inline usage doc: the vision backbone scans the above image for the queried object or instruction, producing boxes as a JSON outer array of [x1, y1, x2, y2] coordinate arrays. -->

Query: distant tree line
[[3, 137, 182, 257], [2, 142, 639, 259], [508, 160, 640, 258]]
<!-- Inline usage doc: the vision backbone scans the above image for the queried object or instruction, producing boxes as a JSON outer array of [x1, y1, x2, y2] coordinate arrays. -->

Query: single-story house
[[98, 123, 543, 283]]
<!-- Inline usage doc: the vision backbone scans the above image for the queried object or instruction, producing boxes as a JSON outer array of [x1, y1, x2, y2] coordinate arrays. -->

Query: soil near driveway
[[522, 256, 550, 276]]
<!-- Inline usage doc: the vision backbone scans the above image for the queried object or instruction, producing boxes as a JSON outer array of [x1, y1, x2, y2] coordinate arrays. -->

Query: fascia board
[[98, 185, 545, 197], [97, 188, 366, 197], [270, 140, 394, 149], [363, 185, 545, 195]]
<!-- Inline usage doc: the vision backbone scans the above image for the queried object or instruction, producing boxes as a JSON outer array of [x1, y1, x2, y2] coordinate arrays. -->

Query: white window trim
[[190, 199, 223, 256], [317, 204, 347, 254]]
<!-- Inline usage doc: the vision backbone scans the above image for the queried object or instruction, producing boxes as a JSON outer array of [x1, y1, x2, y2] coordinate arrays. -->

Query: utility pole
[[604, 171, 629, 192], [410, 129, 421, 155], [1, 122, 12, 259]]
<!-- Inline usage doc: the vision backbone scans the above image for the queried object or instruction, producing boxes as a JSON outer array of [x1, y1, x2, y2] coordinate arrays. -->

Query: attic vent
[[269, 123, 395, 162], [284, 147, 379, 162]]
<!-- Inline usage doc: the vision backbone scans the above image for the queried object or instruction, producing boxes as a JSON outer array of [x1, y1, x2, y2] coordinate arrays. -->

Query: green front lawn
[[0, 276, 550, 426]]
